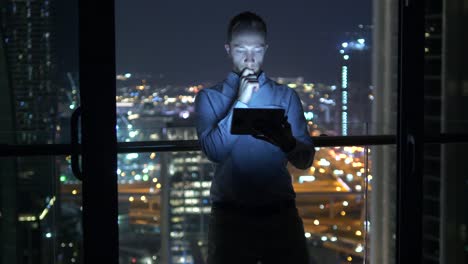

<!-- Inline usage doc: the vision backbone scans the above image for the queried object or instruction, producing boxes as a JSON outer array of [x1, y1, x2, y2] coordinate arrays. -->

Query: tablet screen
[[231, 108, 285, 135]]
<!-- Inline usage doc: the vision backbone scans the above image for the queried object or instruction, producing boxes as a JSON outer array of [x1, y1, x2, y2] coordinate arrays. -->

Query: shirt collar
[[223, 70, 268, 96]]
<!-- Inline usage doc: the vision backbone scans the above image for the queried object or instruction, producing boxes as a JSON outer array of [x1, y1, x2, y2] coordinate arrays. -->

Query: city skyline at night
[[3, 0, 466, 264], [2, 0, 376, 263], [55, 0, 372, 86]]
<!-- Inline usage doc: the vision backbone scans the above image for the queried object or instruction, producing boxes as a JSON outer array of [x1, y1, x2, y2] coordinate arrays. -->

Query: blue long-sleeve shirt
[[195, 71, 315, 205]]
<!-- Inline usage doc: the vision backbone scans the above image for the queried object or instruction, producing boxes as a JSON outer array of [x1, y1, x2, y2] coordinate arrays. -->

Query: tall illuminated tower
[[338, 26, 373, 135], [165, 117, 212, 264]]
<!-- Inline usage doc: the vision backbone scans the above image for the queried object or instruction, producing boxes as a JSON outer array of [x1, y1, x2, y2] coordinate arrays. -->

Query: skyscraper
[[338, 26, 373, 136], [0, 1, 59, 263], [166, 117, 212, 264], [2, 0, 57, 144]]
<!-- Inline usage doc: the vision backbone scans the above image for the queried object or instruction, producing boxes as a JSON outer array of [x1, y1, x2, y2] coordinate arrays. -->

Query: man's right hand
[[238, 68, 259, 104]]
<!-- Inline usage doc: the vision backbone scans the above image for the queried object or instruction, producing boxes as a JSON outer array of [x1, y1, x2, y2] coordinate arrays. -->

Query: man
[[195, 11, 316, 264]]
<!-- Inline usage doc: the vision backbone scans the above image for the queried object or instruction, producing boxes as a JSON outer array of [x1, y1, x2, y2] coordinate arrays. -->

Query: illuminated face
[[225, 31, 268, 75]]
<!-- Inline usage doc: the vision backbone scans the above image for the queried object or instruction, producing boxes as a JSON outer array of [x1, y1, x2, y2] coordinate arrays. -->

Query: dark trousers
[[207, 201, 309, 264]]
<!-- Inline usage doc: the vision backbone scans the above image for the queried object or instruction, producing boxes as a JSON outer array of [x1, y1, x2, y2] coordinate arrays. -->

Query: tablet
[[231, 108, 285, 135]]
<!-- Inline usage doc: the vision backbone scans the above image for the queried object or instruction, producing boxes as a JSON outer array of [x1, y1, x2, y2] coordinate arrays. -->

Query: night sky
[[56, 0, 372, 86]]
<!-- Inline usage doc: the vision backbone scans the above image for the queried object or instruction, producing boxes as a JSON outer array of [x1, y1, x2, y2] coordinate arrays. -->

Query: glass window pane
[[115, 1, 399, 263], [115, 0, 398, 142], [0, 0, 80, 145], [0, 156, 83, 263], [117, 144, 397, 264]]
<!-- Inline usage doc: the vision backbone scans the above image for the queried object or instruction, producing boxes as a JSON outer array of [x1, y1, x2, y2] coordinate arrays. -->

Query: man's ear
[[265, 44, 269, 52], [224, 44, 231, 56]]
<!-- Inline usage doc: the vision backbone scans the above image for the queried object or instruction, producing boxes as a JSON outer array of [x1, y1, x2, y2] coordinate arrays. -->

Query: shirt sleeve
[[285, 90, 316, 169], [195, 89, 248, 163]]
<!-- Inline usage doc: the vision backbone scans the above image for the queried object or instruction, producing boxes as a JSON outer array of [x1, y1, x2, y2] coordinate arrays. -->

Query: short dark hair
[[227, 11, 267, 43]]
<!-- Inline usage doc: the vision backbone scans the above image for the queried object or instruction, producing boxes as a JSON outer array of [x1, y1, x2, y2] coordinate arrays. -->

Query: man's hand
[[252, 116, 297, 153], [238, 68, 259, 104]]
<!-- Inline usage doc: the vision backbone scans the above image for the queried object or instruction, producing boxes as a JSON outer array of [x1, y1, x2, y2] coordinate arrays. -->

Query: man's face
[[225, 31, 268, 75]]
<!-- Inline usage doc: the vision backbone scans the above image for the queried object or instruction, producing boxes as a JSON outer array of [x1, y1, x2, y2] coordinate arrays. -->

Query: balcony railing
[[2, 133, 468, 157]]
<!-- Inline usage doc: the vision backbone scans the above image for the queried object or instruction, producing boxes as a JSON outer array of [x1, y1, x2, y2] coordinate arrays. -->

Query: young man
[[195, 11, 316, 264]]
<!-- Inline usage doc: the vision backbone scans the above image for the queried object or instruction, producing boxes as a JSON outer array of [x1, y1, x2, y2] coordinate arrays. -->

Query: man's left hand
[[252, 115, 296, 153]]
